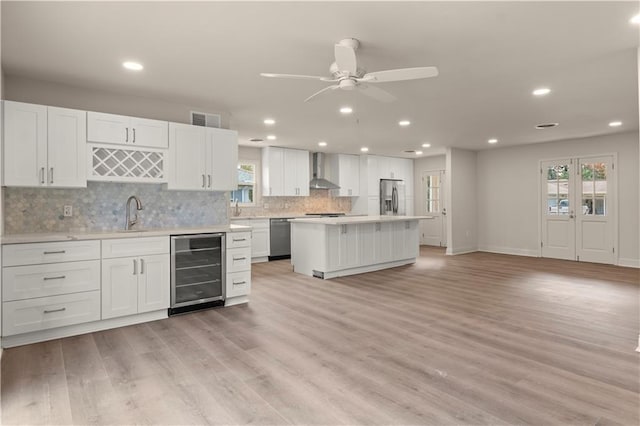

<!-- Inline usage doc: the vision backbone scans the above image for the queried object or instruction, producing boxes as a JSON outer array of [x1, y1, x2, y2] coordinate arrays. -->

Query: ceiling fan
[[260, 38, 438, 103]]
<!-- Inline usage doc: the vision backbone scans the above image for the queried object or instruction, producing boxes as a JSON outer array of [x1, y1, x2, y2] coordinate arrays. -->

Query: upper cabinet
[[329, 154, 360, 197], [3, 101, 87, 188], [166, 123, 238, 191], [87, 111, 168, 149], [262, 147, 309, 196]]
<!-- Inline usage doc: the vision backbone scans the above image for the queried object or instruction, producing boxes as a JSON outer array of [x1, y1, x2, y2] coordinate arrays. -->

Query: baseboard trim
[[446, 247, 477, 255], [618, 258, 640, 268], [1, 310, 167, 348], [478, 246, 539, 257]]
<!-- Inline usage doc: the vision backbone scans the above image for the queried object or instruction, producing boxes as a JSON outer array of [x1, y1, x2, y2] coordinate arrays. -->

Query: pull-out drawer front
[[227, 232, 251, 249], [102, 236, 169, 259], [2, 291, 101, 336], [227, 247, 252, 273], [227, 270, 251, 298], [3, 260, 101, 301], [3, 240, 100, 267]]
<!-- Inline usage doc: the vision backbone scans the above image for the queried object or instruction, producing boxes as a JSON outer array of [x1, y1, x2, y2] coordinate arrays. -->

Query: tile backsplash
[[229, 189, 352, 217], [4, 182, 229, 234]]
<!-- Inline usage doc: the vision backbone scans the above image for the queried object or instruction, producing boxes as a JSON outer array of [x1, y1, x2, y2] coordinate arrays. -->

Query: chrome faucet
[[233, 199, 241, 217], [125, 195, 144, 230]]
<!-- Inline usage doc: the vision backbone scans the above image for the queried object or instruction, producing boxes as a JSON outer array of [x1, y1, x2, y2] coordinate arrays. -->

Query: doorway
[[420, 170, 447, 247], [540, 155, 616, 264]]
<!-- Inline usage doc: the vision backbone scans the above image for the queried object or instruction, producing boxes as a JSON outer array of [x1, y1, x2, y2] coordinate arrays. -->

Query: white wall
[[4, 75, 230, 128], [477, 132, 639, 265], [446, 148, 477, 254], [413, 155, 445, 215]]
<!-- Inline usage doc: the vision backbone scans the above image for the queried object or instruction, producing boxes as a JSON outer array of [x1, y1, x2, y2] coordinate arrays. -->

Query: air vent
[[190, 111, 221, 128], [403, 150, 416, 153], [249, 138, 264, 142], [535, 122, 559, 129]]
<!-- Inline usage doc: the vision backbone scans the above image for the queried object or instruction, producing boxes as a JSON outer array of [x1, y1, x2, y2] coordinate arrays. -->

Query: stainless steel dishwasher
[[269, 218, 293, 260]]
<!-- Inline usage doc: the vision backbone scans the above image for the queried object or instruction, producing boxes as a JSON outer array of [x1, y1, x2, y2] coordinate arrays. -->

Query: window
[[424, 173, 441, 213], [230, 163, 255, 205]]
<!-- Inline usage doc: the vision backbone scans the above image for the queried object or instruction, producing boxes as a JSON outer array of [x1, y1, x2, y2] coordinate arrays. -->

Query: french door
[[541, 155, 615, 264], [420, 170, 447, 247]]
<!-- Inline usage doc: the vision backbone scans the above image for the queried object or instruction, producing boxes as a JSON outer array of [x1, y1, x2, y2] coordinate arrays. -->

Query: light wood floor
[[2, 247, 639, 425]]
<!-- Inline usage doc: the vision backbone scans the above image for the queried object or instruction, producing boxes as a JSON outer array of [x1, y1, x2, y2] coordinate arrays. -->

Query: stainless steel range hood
[[309, 152, 340, 190]]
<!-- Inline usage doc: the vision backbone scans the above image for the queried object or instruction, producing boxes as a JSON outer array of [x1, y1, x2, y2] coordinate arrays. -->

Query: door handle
[[208, 174, 212, 188], [202, 174, 206, 188], [50, 167, 54, 184], [40, 167, 45, 184], [132, 128, 136, 143], [140, 258, 145, 274], [133, 259, 138, 275], [126, 127, 129, 142]]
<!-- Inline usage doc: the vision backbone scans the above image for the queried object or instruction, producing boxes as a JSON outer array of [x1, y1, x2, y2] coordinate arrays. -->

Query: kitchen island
[[289, 215, 430, 279]]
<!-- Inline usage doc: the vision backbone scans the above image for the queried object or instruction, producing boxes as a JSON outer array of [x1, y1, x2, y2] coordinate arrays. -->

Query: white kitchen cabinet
[[225, 232, 252, 306], [229, 219, 270, 262], [87, 111, 168, 149], [167, 123, 238, 191], [327, 224, 360, 270], [101, 237, 170, 320], [329, 154, 360, 197], [262, 147, 309, 196], [3, 101, 86, 188]]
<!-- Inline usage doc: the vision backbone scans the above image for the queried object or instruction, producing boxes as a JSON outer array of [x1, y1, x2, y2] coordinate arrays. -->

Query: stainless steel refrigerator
[[380, 179, 406, 215]]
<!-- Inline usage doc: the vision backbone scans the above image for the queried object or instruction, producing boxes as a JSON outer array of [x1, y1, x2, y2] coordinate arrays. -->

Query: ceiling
[[2, 1, 639, 158]]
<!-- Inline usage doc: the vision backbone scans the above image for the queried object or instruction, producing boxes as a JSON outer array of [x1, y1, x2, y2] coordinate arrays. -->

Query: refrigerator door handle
[[392, 186, 398, 214]]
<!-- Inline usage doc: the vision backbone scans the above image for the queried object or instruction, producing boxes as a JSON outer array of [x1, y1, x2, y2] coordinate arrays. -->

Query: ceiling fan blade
[[359, 84, 397, 103], [361, 66, 439, 83], [304, 85, 340, 102], [260, 73, 335, 81], [334, 44, 357, 75]]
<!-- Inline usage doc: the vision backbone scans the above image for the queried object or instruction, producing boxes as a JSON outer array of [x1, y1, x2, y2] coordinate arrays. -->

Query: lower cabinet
[[230, 219, 270, 262], [225, 232, 252, 306], [101, 254, 170, 319]]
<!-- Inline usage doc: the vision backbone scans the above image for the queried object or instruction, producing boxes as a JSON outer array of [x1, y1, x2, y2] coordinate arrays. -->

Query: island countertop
[[288, 215, 432, 225]]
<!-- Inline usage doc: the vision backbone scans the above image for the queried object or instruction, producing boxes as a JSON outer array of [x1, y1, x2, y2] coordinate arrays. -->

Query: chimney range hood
[[309, 152, 340, 190]]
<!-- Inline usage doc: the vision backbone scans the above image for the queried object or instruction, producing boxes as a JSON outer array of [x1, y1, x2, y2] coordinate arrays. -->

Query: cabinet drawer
[[2, 291, 101, 336], [3, 260, 100, 301], [227, 232, 251, 249], [227, 247, 252, 272], [226, 270, 251, 298], [3, 240, 100, 266], [102, 236, 169, 259]]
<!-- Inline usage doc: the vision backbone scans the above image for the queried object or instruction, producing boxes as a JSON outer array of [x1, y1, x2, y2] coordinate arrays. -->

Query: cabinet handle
[[50, 167, 54, 184], [233, 238, 246, 242], [133, 259, 138, 275], [43, 250, 66, 255], [208, 174, 212, 188], [202, 174, 206, 188], [40, 167, 45, 184], [126, 127, 129, 142], [233, 256, 247, 261], [140, 258, 145, 274], [43, 275, 66, 281], [341, 225, 347, 234], [233, 281, 246, 285], [132, 128, 136, 143], [44, 307, 66, 314]]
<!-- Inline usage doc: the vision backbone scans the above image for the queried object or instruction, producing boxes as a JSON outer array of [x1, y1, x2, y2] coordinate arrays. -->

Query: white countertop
[[1, 224, 250, 245], [288, 215, 433, 225]]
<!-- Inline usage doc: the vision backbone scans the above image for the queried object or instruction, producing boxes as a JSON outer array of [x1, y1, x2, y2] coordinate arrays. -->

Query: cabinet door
[[129, 117, 168, 148], [327, 225, 359, 270], [338, 154, 360, 196], [251, 228, 270, 258], [207, 128, 238, 191], [47, 106, 87, 188], [87, 111, 129, 145], [283, 148, 298, 196], [378, 222, 394, 262], [101, 257, 139, 319], [3, 101, 47, 186], [295, 149, 310, 196], [262, 147, 284, 196], [167, 123, 207, 190], [138, 254, 170, 313]]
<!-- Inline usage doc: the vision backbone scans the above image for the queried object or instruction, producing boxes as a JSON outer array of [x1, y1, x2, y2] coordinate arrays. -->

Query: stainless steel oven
[[170, 233, 225, 315]]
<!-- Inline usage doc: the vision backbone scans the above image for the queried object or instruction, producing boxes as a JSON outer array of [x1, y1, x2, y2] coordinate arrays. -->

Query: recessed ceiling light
[[263, 118, 275, 125], [122, 61, 143, 71], [631, 14, 640, 24], [266, 135, 277, 140], [422, 143, 431, 148], [416, 151, 423, 155], [535, 123, 559, 129], [532, 87, 551, 96], [609, 121, 622, 127], [340, 106, 353, 114], [398, 120, 411, 127], [318, 141, 327, 147], [249, 138, 264, 143], [488, 138, 498, 144], [360, 147, 369, 152]]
